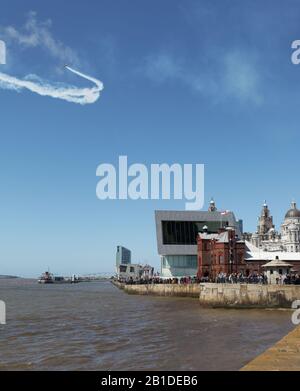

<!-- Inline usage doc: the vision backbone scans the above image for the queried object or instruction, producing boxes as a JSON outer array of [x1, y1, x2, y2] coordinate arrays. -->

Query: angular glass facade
[[162, 220, 229, 245], [156, 210, 242, 278], [161, 255, 198, 277]]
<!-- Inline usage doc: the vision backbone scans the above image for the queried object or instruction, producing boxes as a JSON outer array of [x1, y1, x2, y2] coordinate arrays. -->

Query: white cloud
[[142, 50, 263, 105], [1, 11, 79, 66], [0, 13, 103, 105], [222, 51, 263, 104], [144, 53, 183, 83]]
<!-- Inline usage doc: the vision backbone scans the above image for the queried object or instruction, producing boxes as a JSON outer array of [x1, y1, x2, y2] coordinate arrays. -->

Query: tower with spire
[[249, 200, 300, 253], [257, 200, 274, 239]]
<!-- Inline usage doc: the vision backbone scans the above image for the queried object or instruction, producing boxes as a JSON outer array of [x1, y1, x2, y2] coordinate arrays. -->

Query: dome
[[285, 201, 300, 219], [285, 209, 300, 218]]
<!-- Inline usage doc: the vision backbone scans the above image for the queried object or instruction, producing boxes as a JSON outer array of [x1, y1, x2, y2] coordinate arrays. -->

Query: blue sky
[[1, 0, 300, 277]]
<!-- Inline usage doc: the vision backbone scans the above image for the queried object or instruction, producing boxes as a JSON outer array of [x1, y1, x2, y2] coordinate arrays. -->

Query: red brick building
[[197, 228, 247, 279]]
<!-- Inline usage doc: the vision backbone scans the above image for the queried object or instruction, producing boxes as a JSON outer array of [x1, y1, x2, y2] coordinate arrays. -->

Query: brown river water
[[0, 279, 295, 371]]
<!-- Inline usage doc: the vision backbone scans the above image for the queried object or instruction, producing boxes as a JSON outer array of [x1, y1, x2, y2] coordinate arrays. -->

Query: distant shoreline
[[0, 275, 19, 279]]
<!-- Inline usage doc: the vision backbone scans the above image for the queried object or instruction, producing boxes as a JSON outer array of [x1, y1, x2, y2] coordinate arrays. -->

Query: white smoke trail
[[0, 66, 104, 104]]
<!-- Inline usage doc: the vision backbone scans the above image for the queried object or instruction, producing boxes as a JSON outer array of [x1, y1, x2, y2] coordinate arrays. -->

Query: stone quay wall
[[199, 283, 300, 308], [112, 280, 300, 307], [123, 283, 201, 298], [111, 280, 125, 290]]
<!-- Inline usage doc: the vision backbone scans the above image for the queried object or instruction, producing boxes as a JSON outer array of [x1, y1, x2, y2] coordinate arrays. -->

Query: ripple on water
[[0, 280, 295, 371]]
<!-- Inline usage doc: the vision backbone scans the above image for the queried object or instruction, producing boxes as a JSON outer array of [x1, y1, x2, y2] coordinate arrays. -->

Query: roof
[[199, 232, 220, 240], [199, 230, 244, 243], [245, 241, 300, 262], [262, 259, 293, 268], [218, 231, 230, 243], [285, 202, 300, 219], [285, 208, 300, 218], [155, 209, 238, 222], [155, 209, 242, 256]]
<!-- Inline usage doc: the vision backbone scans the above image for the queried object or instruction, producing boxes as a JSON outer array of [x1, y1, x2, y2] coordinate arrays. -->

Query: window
[[164, 255, 197, 269], [162, 220, 229, 245], [130, 267, 135, 273], [119, 265, 127, 272]]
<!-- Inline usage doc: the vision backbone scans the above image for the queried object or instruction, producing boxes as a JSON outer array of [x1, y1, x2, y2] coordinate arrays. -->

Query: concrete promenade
[[241, 325, 300, 371]]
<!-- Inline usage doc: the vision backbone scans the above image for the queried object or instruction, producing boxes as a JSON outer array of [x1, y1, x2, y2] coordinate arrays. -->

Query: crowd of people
[[118, 272, 300, 285], [279, 274, 300, 285], [121, 276, 199, 285], [215, 272, 267, 284]]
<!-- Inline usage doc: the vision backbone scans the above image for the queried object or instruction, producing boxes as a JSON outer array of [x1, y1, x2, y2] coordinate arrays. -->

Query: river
[[0, 279, 295, 370]]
